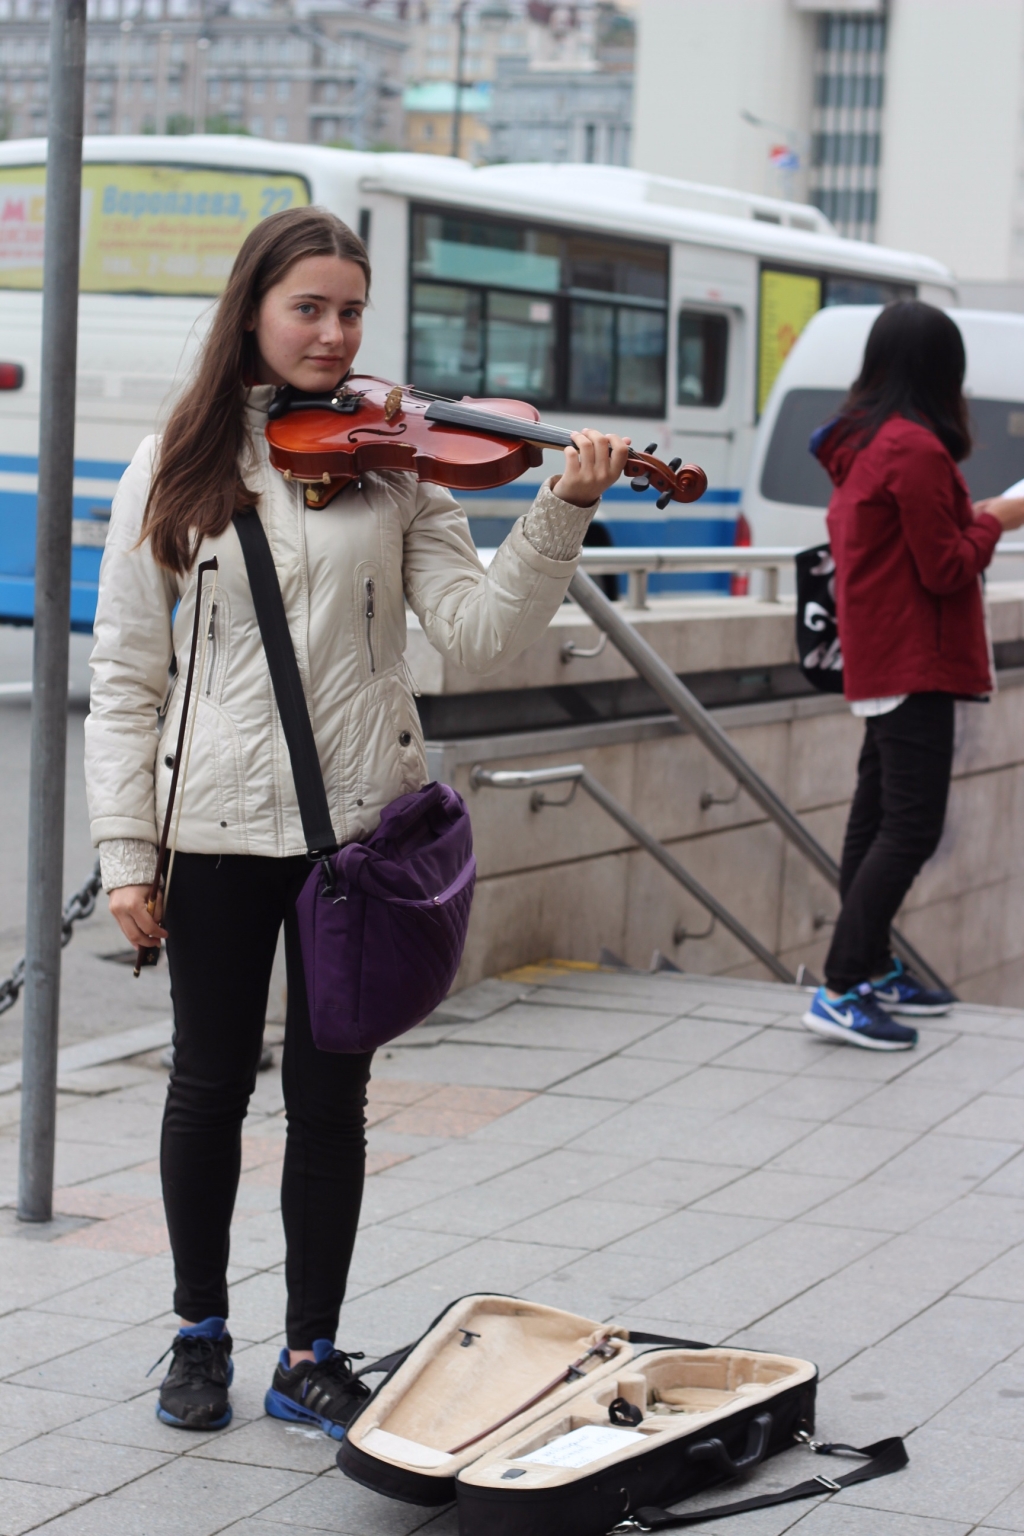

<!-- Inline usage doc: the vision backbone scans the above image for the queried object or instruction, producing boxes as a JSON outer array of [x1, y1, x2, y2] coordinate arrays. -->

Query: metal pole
[[568, 568, 949, 993], [18, 0, 86, 1223]]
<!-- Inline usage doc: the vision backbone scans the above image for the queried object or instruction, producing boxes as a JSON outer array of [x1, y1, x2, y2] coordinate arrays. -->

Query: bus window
[[409, 206, 668, 415], [0, 162, 309, 295], [759, 386, 846, 506], [677, 311, 728, 407]]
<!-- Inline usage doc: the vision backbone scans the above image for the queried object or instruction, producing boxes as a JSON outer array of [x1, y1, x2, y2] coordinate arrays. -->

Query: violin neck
[[424, 399, 575, 452]]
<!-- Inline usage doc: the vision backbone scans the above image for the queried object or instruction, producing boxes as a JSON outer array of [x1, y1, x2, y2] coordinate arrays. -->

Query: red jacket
[[819, 414, 1000, 700]]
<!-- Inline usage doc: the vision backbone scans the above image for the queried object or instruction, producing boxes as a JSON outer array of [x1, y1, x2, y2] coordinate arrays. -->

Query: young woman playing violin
[[84, 205, 632, 1436]]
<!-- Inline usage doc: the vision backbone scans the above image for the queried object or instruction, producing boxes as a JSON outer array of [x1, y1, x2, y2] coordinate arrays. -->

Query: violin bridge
[[384, 385, 404, 422]]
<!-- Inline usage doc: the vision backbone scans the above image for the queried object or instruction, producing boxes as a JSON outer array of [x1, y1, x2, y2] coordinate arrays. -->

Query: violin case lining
[[337, 1294, 817, 1535]]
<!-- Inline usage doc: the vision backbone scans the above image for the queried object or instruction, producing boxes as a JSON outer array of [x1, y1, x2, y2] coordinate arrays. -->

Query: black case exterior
[[337, 1437, 457, 1507], [454, 1372, 817, 1536]]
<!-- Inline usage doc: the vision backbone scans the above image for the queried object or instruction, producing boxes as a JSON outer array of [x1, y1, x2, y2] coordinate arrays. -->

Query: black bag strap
[[233, 509, 338, 859], [607, 1436, 908, 1532]]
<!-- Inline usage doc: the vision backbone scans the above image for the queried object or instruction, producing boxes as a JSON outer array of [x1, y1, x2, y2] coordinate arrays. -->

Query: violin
[[265, 375, 707, 510]]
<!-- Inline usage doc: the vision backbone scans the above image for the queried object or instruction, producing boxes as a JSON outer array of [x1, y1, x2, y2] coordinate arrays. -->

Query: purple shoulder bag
[[234, 511, 476, 1053]]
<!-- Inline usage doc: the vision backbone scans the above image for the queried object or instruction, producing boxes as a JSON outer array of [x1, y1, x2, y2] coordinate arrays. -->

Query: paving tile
[[257, 1466, 446, 1533], [112, 1453, 311, 1515], [767, 1122, 917, 1178], [0, 1233, 130, 1314], [623, 1017, 761, 1065], [373, 1137, 539, 1189], [707, 1029, 829, 1075], [986, 1478, 1024, 1530], [641, 1221, 885, 1332], [691, 1168, 850, 1221], [453, 1002, 676, 1052], [606, 1208, 776, 1268], [806, 1174, 970, 1233], [345, 1225, 471, 1292], [588, 1158, 743, 1209], [0, 1431, 168, 1493], [58, 1394, 235, 1453], [381, 1085, 533, 1138], [838, 1425, 1024, 1524], [835, 1078, 979, 1132], [466, 1091, 623, 1146], [914, 1192, 1024, 1246], [872, 1133, 1020, 1188], [939, 1094, 1024, 1144], [0, 1478, 91, 1535], [755, 1232, 1003, 1353], [645, 1065, 789, 1114], [370, 1041, 602, 1090], [0, 1384, 104, 1445], [746, 1073, 874, 1123], [686, 1001, 786, 1026], [956, 1243, 1024, 1304], [553, 1055, 692, 1102], [789, 1505, 970, 1535], [0, 1310, 120, 1379], [189, 1416, 340, 1474], [6, 1321, 174, 1401], [979, 1150, 1024, 1198], [499, 1196, 673, 1249], [563, 1100, 719, 1159], [910, 1036, 1024, 1090], [825, 1295, 1024, 1439]]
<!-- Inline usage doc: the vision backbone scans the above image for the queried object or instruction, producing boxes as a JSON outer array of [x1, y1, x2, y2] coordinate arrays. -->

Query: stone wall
[[412, 585, 1024, 1007]]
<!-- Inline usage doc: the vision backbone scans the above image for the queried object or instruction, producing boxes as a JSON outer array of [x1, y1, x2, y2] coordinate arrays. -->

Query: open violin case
[[336, 1294, 866, 1536]]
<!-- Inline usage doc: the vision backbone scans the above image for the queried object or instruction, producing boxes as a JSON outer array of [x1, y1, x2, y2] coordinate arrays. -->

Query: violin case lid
[[337, 1293, 817, 1536]]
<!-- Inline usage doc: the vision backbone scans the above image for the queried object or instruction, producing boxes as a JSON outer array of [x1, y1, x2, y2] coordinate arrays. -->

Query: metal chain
[[0, 860, 103, 1017]]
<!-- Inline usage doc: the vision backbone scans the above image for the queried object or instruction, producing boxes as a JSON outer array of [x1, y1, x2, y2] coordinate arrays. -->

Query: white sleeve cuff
[[521, 476, 600, 562], [99, 838, 158, 892]]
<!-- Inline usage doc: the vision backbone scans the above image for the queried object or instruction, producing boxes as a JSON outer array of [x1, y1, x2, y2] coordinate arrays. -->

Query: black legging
[[825, 692, 955, 993], [161, 853, 372, 1349]]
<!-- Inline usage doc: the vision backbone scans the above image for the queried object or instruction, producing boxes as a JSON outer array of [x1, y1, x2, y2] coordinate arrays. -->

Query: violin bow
[[133, 556, 219, 977], [447, 1336, 619, 1455]]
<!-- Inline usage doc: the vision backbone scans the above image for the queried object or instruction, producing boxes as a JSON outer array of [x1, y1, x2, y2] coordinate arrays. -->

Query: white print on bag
[[803, 548, 843, 675]]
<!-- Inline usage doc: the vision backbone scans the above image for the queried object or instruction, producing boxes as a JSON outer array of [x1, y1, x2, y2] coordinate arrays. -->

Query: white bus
[[0, 134, 956, 627]]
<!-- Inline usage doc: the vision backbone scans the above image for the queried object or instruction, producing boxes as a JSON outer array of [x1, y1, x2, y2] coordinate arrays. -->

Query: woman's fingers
[[108, 885, 168, 948]]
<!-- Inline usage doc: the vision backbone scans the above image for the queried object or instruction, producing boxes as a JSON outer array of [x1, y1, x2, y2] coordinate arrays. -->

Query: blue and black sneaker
[[871, 957, 955, 1016], [803, 982, 918, 1050], [153, 1317, 233, 1430], [265, 1341, 370, 1440]]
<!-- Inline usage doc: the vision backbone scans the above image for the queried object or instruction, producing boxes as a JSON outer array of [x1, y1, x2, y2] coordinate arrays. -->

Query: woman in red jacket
[[803, 300, 1024, 1050]]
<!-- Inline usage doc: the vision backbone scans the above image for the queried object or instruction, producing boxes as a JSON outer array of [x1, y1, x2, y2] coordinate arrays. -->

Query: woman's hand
[[109, 885, 167, 949], [973, 496, 1024, 532], [552, 430, 632, 509]]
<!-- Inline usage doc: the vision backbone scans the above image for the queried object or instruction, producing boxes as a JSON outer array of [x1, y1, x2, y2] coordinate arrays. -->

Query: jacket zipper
[[365, 576, 376, 674], [205, 602, 217, 695]]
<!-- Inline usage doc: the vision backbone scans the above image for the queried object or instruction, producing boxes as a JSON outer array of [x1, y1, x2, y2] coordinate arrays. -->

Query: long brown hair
[[142, 205, 370, 573]]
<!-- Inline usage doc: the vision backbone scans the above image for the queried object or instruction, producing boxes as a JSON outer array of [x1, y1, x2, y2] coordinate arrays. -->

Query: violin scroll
[[625, 449, 708, 508]]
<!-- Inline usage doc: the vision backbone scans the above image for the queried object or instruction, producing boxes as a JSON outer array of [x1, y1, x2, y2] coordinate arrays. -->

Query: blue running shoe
[[265, 1341, 370, 1440], [153, 1317, 233, 1430], [803, 982, 918, 1050], [872, 957, 955, 1016]]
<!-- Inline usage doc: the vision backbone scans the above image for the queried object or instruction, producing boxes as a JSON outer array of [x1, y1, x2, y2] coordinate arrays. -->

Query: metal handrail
[[480, 544, 1024, 609], [470, 763, 795, 984], [566, 567, 949, 994]]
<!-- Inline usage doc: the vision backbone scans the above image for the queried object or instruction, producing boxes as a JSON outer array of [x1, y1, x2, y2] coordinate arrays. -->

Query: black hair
[[833, 299, 971, 462]]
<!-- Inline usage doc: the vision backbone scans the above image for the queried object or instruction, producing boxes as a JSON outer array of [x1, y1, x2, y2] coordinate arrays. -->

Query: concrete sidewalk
[[3, 961, 1024, 1535]]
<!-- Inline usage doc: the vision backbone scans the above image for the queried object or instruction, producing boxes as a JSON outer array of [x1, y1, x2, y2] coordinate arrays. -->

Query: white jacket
[[86, 385, 594, 876]]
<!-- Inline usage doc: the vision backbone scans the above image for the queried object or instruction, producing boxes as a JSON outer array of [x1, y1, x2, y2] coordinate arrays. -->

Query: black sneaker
[[265, 1340, 370, 1440], [153, 1317, 234, 1430]]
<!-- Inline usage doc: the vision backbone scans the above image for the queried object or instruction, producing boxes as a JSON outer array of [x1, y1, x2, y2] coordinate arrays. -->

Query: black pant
[[161, 853, 373, 1349], [824, 693, 955, 993]]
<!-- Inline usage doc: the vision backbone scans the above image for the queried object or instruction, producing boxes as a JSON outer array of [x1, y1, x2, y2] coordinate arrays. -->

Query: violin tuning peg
[[645, 442, 658, 455], [668, 457, 682, 472], [656, 491, 673, 511], [630, 475, 650, 493]]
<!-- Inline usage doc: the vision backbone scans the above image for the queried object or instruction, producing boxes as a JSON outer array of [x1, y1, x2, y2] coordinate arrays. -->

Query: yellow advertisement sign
[[0, 162, 309, 295], [758, 268, 822, 414]]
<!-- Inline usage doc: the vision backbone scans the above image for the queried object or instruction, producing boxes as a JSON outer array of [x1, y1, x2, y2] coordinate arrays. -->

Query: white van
[[743, 304, 1024, 580]]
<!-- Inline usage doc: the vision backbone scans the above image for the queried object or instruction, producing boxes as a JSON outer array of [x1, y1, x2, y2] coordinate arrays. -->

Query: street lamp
[[194, 34, 210, 134], [116, 18, 132, 135], [451, 0, 469, 159]]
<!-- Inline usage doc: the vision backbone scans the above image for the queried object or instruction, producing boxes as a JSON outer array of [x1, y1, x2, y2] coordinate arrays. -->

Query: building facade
[[485, 58, 632, 165], [633, 0, 1024, 304], [0, 0, 407, 150]]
